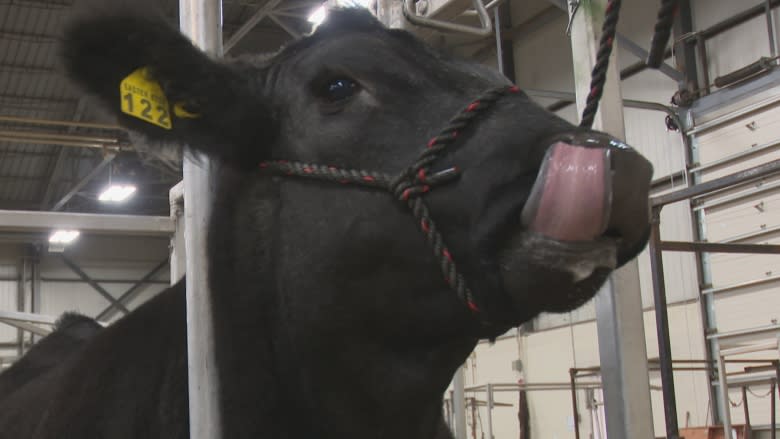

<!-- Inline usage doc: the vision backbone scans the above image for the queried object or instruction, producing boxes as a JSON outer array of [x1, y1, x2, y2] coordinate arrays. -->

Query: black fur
[[0, 312, 101, 401], [0, 4, 653, 438]]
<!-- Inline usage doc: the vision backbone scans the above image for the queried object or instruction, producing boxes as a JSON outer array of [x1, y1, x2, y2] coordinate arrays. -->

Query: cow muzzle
[[520, 132, 653, 260], [494, 132, 652, 318]]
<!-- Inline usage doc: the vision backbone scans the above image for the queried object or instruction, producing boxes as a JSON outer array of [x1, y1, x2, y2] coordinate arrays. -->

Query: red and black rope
[[259, 86, 519, 317], [646, 0, 678, 69], [579, 0, 622, 129]]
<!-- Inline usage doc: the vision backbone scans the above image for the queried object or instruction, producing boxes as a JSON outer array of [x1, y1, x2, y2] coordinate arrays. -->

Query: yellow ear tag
[[173, 102, 201, 119], [119, 67, 172, 130]]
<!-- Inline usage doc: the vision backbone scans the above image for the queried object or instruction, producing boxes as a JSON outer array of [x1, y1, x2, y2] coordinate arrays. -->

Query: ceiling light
[[98, 184, 137, 202], [308, 5, 328, 25], [49, 230, 80, 244], [337, 0, 373, 8]]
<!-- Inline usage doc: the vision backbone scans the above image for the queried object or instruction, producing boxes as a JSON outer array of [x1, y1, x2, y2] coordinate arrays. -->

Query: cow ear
[[61, 7, 273, 167]]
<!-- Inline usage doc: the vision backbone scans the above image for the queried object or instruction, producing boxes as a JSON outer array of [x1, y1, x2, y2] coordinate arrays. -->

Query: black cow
[[0, 313, 102, 400], [0, 5, 653, 438]]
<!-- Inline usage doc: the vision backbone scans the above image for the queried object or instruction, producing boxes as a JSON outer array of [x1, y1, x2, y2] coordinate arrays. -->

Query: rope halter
[[259, 85, 520, 321]]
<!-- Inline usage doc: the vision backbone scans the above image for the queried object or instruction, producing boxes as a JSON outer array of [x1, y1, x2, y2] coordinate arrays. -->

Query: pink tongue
[[521, 142, 611, 241]]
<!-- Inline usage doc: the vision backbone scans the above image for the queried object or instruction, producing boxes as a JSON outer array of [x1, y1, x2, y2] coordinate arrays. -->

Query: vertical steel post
[[485, 383, 494, 439], [673, 0, 700, 93], [169, 181, 186, 284], [741, 386, 750, 431], [568, 2, 655, 438], [179, 0, 223, 438], [766, 0, 778, 58], [570, 368, 581, 439], [16, 258, 26, 356], [493, 7, 504, 75], [648, 207, 681, 439], [452, 366, 467, 439], [770, 381, 776, 439], [30, 248, 41, 344], [716, 350, 733, 439], [686, 126, 723, 424]]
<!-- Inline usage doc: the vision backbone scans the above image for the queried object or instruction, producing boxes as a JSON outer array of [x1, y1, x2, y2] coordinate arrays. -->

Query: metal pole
[[453, 366, 467, 439], [570, 368, 581, 439], [568, 2, 655, 438], [741, 386, 750, 432], [30, 249, 41, 344], [169, 181, 186, 284], [16, 257, 26, 356], [493, 7, 503, 75], [179, 0, 223, 438], [770, 381, 776, 439], [648, 208, 681, 439], [485, 383, 494, 439], [716, 349, 733, 439], [766, 0, 778, 58]]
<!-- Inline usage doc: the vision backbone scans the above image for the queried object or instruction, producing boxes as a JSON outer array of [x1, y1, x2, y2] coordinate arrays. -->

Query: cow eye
[[319, 78, 358, 103]]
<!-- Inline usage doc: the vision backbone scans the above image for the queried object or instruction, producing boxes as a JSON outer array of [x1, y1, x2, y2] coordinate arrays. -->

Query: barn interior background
[[0, 0, 779, 438]]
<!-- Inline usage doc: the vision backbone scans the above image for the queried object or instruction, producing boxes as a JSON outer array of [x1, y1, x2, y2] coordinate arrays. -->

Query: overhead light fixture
[[48, 229, 80, 253], [98, 184, 137, 202], [307, 5, 328, 25], [49, 230, 80, 244], [338, 0, 373, 8]]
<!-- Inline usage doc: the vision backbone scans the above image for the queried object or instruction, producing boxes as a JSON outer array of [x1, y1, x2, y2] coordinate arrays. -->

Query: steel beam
[[649, 209, 681, 438], [30, 252, 41, 343], [0, 310, 55, 337], [169, 181, 186, 284], [0, 210, 175, 235], [652, 159, 780, 207], [568, 2, 655, 438], [0, 114, 120, 131], [542, 0, 685, 83], [268, 14, 301, 39], [672, 0, 700, 96], [50, 153, 116, 211], [452, 366, 467, 439], [0, 129, 118, 145], [224, 0, 283, 53], [179, 0, 223, 437], [61, 255, 130, 315], [615, 34, 683, 82], [16, 259, 26, 356], [40, 147, 70, 209], [660, 241, 780, 254], [95, 259, 169, 321], [0, 30, 58, 44]]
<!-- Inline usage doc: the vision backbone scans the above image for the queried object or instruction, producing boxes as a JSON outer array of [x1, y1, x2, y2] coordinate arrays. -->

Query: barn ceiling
[[0, 0, 321, 215]]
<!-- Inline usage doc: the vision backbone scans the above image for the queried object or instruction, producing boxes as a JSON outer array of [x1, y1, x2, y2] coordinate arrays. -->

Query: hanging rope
[[579, 0, 622, 129], [646, 0, 679, 68]]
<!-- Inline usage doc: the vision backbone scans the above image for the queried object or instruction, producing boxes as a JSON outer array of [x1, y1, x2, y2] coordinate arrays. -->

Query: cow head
[[63, 4, 651, 416]]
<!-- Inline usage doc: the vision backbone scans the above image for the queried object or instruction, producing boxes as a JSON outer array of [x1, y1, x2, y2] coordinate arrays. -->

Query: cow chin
[[497, 231, 619, 316]]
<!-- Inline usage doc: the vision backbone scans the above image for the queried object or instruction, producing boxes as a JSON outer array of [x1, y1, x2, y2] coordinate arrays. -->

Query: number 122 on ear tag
[[119, 67, 172, 130]]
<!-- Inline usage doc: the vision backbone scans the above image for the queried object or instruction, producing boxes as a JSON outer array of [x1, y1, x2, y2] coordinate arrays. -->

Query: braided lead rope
[[646, 0, 678, 68], [579, 0, 622, 129], [259, 85, 519, 315]]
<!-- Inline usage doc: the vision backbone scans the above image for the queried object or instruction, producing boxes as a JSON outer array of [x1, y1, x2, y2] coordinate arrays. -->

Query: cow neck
[[258, 85, 519, 326]]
